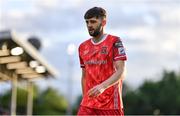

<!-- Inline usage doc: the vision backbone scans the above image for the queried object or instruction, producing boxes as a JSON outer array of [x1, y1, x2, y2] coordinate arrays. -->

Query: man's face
[[85, 17, 103, 37]]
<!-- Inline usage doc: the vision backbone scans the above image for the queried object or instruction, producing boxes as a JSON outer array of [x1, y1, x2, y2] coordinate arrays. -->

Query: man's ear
[[102, 20, 106, 26]]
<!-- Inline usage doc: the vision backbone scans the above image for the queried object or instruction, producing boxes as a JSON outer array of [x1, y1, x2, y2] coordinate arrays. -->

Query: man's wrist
[[101, 83, 107, 91]]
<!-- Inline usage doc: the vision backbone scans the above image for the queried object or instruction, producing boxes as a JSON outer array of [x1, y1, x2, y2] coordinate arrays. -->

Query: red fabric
[[77, 105, 124, 115], [78, 34, 127, 110]]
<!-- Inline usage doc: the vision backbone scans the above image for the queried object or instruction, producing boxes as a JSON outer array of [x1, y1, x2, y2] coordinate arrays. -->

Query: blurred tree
[[72, 95, 82, 115], [1, 70, 180, 115], [33, 87, 68, 115], [28, 36, 42, 50], [0, 84, 68, 115], [0, 89, 11, 114], [123, 70, 180, 115]]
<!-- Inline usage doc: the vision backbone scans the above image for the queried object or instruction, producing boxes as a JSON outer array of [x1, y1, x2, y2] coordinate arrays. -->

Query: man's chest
[[81, 44, 113, 61]]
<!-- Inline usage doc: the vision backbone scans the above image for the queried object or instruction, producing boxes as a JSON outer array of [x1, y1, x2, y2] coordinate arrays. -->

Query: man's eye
[[90, 21, 96, 23]]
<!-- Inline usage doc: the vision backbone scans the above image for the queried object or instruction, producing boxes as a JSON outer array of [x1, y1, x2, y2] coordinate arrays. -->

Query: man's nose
[[87, 22, 93, 27], [87, 23, 91, 27], [88, 23, 94, 28]]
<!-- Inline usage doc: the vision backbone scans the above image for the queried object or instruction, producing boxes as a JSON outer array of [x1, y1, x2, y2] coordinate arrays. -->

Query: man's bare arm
[[102, 60, 126, 88], [88, 60, 126, 97]]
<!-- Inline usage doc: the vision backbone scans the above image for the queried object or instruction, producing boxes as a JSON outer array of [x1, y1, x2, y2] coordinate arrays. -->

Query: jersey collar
[[91, 34, 108, 45]]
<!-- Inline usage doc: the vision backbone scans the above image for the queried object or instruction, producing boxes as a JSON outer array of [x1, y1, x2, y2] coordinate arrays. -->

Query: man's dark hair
[[84, 7, 106, 19]]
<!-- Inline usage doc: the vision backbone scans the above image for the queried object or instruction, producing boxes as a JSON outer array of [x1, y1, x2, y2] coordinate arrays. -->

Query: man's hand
[[87, 61, 125, 98], [88, 84, 105, 98]]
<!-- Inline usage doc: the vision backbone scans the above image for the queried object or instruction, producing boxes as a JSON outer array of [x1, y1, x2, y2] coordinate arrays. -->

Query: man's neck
[[92, 32, 105, 43]]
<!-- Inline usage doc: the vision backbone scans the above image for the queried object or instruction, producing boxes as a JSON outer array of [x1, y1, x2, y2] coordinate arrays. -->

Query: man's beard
[[89, 24, 102, 37]]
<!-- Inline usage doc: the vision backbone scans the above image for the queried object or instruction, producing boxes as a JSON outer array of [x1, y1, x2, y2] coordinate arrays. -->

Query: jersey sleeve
[[79, 55, 85, 68], [113, 37, 127, 61], [78, 46, 85, 68]]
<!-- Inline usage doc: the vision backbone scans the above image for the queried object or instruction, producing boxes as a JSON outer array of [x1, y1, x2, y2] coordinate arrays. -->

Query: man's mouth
[[89, 29, 94, 33], [88, 28, 94, 31]]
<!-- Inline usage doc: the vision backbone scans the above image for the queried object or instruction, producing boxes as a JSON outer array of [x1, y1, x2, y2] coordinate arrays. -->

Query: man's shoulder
[[107, 34, 121, 41], [79, 38, 91, 49]]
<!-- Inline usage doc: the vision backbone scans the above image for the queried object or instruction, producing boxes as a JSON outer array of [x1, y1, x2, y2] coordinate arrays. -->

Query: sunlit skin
[[85, 17, 105, 42], [81, 17, 126, 98], [87, 60, 125, 98]]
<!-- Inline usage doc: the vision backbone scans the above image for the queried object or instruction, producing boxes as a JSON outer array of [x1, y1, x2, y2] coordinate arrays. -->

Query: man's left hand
[[88, 84, 105, 98]]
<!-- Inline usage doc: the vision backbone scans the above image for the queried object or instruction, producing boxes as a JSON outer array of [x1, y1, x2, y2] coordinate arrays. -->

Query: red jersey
[[78, 34, 127, 110]]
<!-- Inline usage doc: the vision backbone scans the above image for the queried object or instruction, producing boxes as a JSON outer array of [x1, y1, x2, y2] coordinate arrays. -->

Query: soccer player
[[77, 7, 127, 115]]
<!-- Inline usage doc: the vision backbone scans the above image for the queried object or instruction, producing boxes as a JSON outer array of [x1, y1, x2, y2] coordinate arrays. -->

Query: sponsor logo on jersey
[[84, 60, 107, 65]]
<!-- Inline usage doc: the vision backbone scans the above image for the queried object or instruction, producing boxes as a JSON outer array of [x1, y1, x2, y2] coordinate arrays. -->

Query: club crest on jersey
[[101, 46, 108, 54]]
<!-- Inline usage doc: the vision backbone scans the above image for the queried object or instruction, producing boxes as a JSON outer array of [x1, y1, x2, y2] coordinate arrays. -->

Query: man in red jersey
[[77, 7, 127, 115]]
